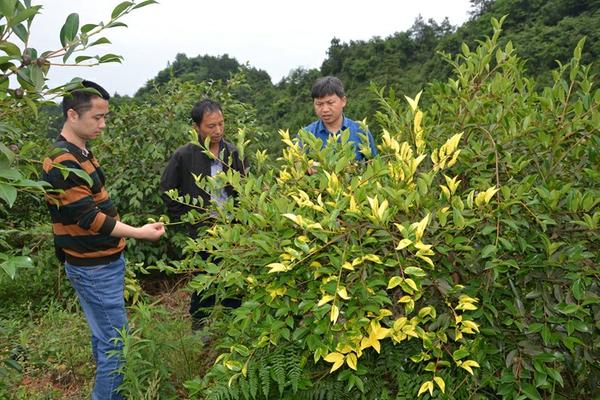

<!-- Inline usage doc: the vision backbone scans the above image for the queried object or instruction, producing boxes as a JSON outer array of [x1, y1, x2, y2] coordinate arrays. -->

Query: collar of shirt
[[316, 114, 351, 136], [56, 134, 93, 159]]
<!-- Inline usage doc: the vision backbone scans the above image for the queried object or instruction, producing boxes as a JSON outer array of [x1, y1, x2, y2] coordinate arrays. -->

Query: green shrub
[[177, 18, 599, 399]]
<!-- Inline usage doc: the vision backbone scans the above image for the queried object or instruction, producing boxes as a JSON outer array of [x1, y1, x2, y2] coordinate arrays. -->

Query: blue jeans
[[65, 255, 127, 400]]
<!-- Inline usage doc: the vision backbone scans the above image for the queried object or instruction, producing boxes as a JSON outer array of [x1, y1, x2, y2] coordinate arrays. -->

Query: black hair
[[191, 99, 222, 124], [62, 80, 110, 119], [311, 76, 346, 99]]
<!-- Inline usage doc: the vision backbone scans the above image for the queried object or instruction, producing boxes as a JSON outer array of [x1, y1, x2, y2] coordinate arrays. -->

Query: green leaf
[[59, 165, 93, 187], [132, 0, 158, 10], [521, 383, 541, 400], [0, 142, 16, 163], [12, 5, 40, 25], [572, 279, 584, 301], [0, 255, 33, 279], [89, 37, 111, 47], [452, 348, 469, 361], [0, 182, 17, 207], [59, 13, 79, 47], [481, 244, 496, 259], [62, 45, 76, 63], [12, 23, 28, 42], [111, 1, 133, 19], [556, 303, 579, 315], [404, 266, 426, 277], [3, 358, 22, 372], [98, 53, 123, 63], [105, 21, 128, 29], [75, 55, 93, 63], [0, 42, 21, 57], [0, 0, 17, 19], [80, 23, 97, 33], [0, 167, 22, 180]]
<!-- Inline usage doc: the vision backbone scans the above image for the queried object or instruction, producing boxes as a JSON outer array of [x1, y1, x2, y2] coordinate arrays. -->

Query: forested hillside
[[135, 0, 600, 137]]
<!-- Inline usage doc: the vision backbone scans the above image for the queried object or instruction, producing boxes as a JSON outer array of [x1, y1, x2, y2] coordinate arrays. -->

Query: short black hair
[[62, 80, 110, 119], [191, 99, 222, 124], [311, 76, 345, 99]]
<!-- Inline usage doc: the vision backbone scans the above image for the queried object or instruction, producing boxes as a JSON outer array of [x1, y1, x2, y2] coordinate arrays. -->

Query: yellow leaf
[[404, 90, 423, 112], [266, 263, 288, 273], [363, 254, 382, 263], [360, 335, 381, 353], [440, 184, 451, 200], [404, 278, 418, 291], [378, 309, 393, 318], [413, 213, 430, 241], [330, 304, 340, 324], [349, 195, 359, 213], [342, 261, 354, 270], [443, 132, 463, 154], [462, 320, 480, 332], [459, 294, 479, 304], [282, 213, 300, 225], [434, 376, 445, 393], [370, 322, 391, 340], [484, 186, 500, 204], [396, 238, 412, 250], [317, 295, 335, 307], [337, 287, 351, 300], [323, 352, 345, 373], [378, 199, 389, 220], [346, 352, 358, 370], [413, 110, 423, 136], [336, 343, 352, 354], [456, 302, 478, 311], [393, 317, 408, 331], [417, 254, 434, 267], [387, 276, 403, 289], [324, 352, 344, 363], [398, 295, 412, 303], [448, 148, 461, 167], [459, 359, 480, 375], [417, 380, 434, 397], [462, 360, 480, 369], [309, 261, 322, 268]]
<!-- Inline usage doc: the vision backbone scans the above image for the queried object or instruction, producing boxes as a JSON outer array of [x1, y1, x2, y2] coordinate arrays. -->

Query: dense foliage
[[173, 18, 600, 400], [1, 1, 599, 399]]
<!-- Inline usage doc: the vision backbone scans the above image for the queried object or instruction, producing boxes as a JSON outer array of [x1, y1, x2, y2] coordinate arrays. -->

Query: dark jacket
[[160, 139, 247, 234]]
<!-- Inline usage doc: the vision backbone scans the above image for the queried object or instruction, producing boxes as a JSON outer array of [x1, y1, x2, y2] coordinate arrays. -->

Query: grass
[[0, 267, 207, 400]]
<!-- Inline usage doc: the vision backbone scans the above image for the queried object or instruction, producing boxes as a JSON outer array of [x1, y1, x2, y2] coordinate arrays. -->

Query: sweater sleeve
[[160, 150, 187, 219]]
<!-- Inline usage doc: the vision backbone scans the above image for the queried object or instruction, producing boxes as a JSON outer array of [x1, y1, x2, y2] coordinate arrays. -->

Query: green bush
[[176, 18, 599, 399]]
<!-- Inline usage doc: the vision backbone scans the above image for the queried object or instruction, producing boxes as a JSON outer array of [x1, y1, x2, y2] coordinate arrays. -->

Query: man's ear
[[66, 108, 79, 122], [341, 96, 348, 107]]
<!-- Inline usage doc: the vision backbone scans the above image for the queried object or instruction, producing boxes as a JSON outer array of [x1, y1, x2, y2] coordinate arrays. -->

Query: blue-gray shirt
[[303, 115, 378, 160]]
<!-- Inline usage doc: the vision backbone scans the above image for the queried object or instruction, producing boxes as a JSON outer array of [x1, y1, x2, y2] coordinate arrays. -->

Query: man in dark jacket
[[160, 99, 247, 330]]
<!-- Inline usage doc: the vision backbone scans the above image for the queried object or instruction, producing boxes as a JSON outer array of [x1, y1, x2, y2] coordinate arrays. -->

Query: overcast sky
[[29, 1, 474, 96]]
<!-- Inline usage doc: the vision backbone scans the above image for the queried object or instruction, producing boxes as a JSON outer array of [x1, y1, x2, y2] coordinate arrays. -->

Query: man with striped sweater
[[42, 80, 164, 400]]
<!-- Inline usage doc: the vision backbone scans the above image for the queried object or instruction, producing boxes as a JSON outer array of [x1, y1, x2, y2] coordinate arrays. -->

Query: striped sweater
[[42, 135, 125, 266]]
